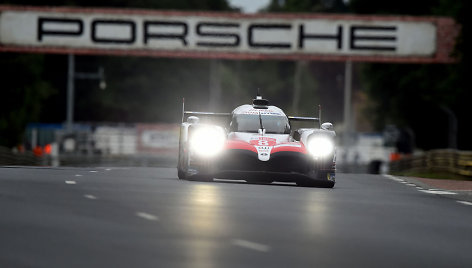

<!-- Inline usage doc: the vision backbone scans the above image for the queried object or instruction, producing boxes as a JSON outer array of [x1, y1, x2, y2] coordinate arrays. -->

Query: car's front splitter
[[216, 169, 334, 186], [187, 165, 335, 187], [188, 149, 335, 186]]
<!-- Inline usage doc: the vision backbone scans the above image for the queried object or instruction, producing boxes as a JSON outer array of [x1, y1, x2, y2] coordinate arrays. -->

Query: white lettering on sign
[[0, 6, 455, 62]]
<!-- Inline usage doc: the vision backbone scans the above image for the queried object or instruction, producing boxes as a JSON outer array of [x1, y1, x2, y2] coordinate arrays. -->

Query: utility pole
[[66, 54, 75, 133], [65, 54, 106, 133], [343, 60, 352, 147]]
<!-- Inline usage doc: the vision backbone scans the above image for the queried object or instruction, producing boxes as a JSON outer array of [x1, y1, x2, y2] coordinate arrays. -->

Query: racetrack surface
[[1, 167, 471, 268]]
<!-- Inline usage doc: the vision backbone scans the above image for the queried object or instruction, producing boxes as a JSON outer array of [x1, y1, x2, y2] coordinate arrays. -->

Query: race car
[[177, 94, 336, 188]]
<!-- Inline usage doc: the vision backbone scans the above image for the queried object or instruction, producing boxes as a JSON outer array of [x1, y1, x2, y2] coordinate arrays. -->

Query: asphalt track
[[1, 166, 471, 268]]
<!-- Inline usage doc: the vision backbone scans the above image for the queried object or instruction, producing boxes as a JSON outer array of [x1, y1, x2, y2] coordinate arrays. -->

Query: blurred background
[[0, 0, 468, 175]]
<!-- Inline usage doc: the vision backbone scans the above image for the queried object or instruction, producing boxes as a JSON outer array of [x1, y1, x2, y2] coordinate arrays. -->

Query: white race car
[[177, 94, 336, 188]]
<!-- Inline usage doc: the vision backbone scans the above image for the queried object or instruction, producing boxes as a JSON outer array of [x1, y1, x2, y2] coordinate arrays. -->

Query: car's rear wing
[[181, 98, 231, 123], [183, 111, 231, 120], [184, 111, 231, 117], [288, 105, 322, 128], [181, 98, 323, 128], [287, 116, 319, 122]]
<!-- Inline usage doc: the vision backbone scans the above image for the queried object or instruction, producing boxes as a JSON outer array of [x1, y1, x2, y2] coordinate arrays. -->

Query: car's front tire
[[187, 174, 213, 182], [297, 171, 335, 188], [178, 168, 187, 180], [297, 179, 335, 188]]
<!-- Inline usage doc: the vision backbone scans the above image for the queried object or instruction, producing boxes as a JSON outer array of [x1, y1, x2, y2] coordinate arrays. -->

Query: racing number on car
[[250, 138, 276, 146], [258, 140, 269, 146]]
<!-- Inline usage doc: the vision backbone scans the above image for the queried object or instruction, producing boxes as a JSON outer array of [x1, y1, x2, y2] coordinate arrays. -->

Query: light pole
[[65, 54, 106, 132], [66, 54, 75, 132], [343, 60, 352, 147]]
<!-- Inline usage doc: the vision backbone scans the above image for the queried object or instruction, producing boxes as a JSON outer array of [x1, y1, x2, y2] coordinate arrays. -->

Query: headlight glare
[[307, 136, 334, 158], [190, 126, 226, 157]]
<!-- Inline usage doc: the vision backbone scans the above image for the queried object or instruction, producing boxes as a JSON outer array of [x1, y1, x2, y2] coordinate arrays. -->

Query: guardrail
[[0, 146, 42, 166], [1, 146, 178, 167], [389, 149, 472, 177]]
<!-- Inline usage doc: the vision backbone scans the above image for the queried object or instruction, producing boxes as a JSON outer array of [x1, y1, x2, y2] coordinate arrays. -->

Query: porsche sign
[[0, 6, 459, 62]]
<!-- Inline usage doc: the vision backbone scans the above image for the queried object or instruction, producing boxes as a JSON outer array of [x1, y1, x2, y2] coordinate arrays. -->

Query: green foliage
[[349, 0, 441, 15], [0, 0, 234, 147], [1, 0, 468, 151], [85, 57, 215, 122], [0, 54, 55, 147], [350, 0, 469, 150]]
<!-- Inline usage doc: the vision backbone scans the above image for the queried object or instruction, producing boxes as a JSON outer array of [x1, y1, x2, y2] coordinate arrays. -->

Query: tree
[[0, 0, 236, 147], [350, 0, 469, 149], [0, 54, 55, 147]]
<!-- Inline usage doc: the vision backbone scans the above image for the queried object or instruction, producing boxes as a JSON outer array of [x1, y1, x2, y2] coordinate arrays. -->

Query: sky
[[228, 0, 271, 13]]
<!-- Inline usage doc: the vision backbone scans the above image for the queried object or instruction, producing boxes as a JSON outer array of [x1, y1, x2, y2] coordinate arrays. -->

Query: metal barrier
[[0, 145, 177, 167], [0, 146, 42, 166], [390, 149, 472, 177]]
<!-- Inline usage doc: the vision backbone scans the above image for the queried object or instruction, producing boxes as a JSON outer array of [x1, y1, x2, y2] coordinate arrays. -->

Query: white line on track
[[65, 180, 76, 185], [450, 190, 472, 192], [89, 170, 98, 173], [231, 239, 270, 252], [136, 212, 159, 221], [214, 179, 245, 183], [457, 201, 472, 206], [84, 194, 97, 200], [75, 174, 82, 177], [105, 168, 111, 171], [419, 190, 457, 195], [383, 174, 462, 196], [382, 174, 405, 182]]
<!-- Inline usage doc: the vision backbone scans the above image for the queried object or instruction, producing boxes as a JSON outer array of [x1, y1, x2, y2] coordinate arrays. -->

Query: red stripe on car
[[225, 140, 258, 153]]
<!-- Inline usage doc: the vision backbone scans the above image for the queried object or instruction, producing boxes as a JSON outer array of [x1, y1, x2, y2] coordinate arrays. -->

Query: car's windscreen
[[230, 114, 290, 134]]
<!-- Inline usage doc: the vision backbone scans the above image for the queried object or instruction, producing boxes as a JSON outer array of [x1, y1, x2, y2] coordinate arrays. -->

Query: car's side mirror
[[187, 116, 199, 124], [292, 130, 302, 141], [321, 122, 333, 131]]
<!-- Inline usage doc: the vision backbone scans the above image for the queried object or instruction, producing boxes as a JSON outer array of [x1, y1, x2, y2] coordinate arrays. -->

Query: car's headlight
[[190, 126, 226, 157], [307, 136, 334, 158]]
